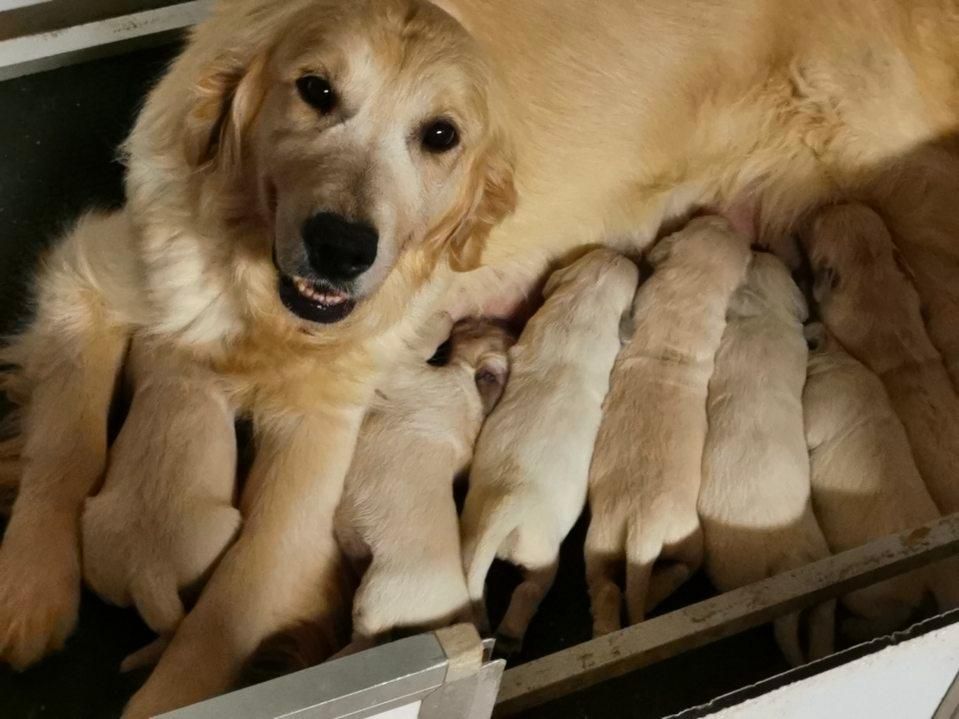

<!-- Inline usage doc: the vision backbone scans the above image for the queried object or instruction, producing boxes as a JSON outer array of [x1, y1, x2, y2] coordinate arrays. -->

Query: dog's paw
[[0, 545, 80, 670]]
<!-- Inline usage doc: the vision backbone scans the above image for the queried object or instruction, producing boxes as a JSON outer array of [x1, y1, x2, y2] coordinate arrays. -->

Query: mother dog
[[3, 0, 959, 715]]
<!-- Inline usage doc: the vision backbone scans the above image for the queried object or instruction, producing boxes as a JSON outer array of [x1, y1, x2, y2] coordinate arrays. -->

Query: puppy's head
[[646, 215, 751, 291], [138, 0, 515, 328], [542, 248, 639, 304], [801, 203, 924, 352], [448, 319, 512, 413], [734, 251, 808, 323]]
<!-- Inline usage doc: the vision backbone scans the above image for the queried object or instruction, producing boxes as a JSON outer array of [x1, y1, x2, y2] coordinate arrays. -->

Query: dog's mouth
[[277, 273, 357, 324]]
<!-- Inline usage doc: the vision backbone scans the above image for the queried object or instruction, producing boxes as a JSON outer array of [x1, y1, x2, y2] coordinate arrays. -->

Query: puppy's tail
[[462, 501, 517, 605], [774, 613, 805, 667], [0, 346, 27, 515], [774, 600, 836, 667], [0, 432, 22, 516], [120, 636, 170, 673], [929, 557, 959, 610], [130, 571, 185, 637]]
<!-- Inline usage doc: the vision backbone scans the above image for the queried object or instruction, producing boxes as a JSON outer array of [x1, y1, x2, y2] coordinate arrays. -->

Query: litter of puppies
[[17, 207, 959, 681]]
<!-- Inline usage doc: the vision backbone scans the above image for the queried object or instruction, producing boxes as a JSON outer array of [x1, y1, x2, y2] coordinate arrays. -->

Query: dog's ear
[[446, 138, 517, 272], [128, 1, 282, 177], [180, 49, 269, 173]]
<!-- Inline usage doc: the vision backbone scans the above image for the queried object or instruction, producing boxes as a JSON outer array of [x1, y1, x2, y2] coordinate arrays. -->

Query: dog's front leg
[[122, 400, 365, 719]]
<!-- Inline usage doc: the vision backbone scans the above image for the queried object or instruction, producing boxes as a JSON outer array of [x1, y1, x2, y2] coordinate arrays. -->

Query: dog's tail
[[130, 571, 185, 638], [462, 500, 517, 606]]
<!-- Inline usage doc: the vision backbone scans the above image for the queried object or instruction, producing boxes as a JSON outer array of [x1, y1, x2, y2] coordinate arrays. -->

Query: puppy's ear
[[645, 234, 676, 268], [475, 354, 509, 414], [804, 322, 827, 353], [446, 139, 517, 272], [541, 262, 576, 301]]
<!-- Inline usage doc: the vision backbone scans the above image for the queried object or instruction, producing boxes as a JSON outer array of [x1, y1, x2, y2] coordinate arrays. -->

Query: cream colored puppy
[[81, 336, 240, 665], [804, 323, 959, 640], [335, 319, 510, 653], [803, 203, 959, 515], [699, 253, 834, 667], [586, 216, 750, 637], [461, 249, 638, 653]]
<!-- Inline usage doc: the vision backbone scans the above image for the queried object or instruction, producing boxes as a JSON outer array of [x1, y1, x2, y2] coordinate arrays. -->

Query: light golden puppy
[[335, 319, 510, 653], [460, 249, 638, 654], [803, 204, 959, 516], [5, 0, 959, 713], [699, 253, 834, 667], [585, 217, 750, 637], [81, 336, 241, 670], [804, 323, 959, 640]]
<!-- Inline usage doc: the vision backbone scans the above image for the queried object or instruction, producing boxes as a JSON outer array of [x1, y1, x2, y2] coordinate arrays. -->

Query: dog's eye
[[422, 120, 459, 153], [296, 75, 337, 114]]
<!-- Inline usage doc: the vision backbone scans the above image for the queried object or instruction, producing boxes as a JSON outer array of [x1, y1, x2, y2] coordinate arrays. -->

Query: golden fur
[[803, 203, 959, 516], [698, 253, 834, 666], [0, 0, 959, 713], [803, 323, 959, 639], [585, 217, 750, 636]]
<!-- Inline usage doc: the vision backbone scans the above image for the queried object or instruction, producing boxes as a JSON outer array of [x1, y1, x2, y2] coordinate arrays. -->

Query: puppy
[[699, 253, 834, 666], [460, 249, 638, 654], [803, 203, 959, 515], [334, 318, 510, 652], [804, 323, 959, 640], [81, 336, 241, 667], [585, 216, 750, 636]]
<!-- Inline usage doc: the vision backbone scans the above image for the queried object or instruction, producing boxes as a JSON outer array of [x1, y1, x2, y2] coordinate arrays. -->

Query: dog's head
[[133, 0, 515, 329]]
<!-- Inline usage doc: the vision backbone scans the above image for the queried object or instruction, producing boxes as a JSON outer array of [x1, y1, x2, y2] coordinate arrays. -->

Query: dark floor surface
[[0, 45, 794, 718]]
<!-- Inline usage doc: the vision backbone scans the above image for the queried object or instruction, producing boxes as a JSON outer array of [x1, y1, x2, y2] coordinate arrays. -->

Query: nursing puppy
[[81, 336, 241, 670], [804, 323, 959, 639], [699, 253, 834, 666], [334, 319, 510, 652], [461, 249, 638, 653], [803, 203, 959, 515], [585, 216, 750, 636]]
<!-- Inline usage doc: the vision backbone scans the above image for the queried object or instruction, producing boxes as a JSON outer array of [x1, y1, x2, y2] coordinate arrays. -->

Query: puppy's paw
[[0, 544, 80, 669], [493, 631, 523, 659]]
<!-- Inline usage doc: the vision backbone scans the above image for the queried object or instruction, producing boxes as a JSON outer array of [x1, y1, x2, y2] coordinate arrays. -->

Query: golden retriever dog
[[81, 335, 241, 671], [335, 318, 510, 654], [699, 253, 834, 666], [585, 217, 750, 637], [2, 0, 959, 712], [803, 203, 959, 516], [804, 323, 959, 640], [460, 249, 638, 654]]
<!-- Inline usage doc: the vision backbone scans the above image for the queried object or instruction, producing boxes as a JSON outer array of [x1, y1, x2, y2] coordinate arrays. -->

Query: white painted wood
[[0, 0, 212, 81], [0, 0, 52, 11], [702, 622, 959, 719]]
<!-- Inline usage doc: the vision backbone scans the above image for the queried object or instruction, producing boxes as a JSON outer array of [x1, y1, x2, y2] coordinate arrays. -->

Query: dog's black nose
[[301, 212, 378, 282]]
